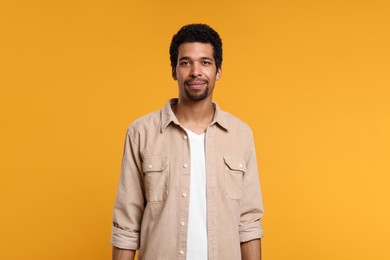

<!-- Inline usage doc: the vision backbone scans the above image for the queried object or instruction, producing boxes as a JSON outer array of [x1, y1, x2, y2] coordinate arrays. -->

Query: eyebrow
[[179, 56, 214, 61]]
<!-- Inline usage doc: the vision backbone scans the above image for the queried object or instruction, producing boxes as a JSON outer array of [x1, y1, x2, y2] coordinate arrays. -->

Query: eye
[[202, 61, 212, 65], [179, 61, 190, 66]]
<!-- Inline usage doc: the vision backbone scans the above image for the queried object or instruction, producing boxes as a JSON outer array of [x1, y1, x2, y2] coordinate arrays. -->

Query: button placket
[[178, 128, 190, 258]]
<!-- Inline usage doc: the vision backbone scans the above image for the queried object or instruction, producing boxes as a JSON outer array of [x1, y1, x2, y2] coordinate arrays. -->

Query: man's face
[[173, 42, 222, 102]]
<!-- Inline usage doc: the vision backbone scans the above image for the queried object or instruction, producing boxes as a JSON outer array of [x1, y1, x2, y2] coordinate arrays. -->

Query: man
[[111, 24, 264, 260]]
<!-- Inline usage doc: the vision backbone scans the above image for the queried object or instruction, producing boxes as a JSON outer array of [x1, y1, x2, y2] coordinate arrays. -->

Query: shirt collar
[[160, 98, 229, 132]]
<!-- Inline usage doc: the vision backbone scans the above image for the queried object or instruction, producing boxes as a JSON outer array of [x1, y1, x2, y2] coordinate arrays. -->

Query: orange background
[[1, 0, 389, 259]]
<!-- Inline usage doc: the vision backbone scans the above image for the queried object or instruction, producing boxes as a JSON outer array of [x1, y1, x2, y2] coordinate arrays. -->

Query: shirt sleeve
[[239, 131, 264, 243], [111, 128, 145, 250]]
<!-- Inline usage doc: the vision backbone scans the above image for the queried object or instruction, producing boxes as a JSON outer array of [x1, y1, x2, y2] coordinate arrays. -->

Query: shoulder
[[218, 109, 257, 156], [221, 110, 253, 137], [126, 109, 161, 138]]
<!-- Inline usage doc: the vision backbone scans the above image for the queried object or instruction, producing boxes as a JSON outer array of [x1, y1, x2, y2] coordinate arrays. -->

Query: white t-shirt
[[184, 128, 208, 260]]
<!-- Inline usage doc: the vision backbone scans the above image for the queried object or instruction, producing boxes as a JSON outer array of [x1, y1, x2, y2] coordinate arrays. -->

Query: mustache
[[185, 79, 208, 84]]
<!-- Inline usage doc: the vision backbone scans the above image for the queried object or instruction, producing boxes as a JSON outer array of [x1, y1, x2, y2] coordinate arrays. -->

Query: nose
[[190, 62, 202, 78]]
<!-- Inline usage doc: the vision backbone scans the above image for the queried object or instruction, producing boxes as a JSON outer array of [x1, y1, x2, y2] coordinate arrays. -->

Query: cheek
[[176, 68, 189, 78], [206, 72, 217, 81], [207, 67, 218, 77]]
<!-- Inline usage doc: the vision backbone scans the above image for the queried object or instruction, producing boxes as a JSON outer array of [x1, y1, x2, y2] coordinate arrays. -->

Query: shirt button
[[148, 164, 153, 169], [180, 221, 185, 226], [183, 135, 188, 140], [239, 163, 243, 168], [179, 250, 184, 255], [182, 192, 187, 198], [183, 163, 188, 168]]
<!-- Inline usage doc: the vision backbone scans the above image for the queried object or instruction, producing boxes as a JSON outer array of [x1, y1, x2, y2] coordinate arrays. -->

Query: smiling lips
[[186, 80, 207, 90]]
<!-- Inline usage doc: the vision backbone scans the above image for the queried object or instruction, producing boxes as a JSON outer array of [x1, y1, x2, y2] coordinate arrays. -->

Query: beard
[[185, 85, 209, 101]]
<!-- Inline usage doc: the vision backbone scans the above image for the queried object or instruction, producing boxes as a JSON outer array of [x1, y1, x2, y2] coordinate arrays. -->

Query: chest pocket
[[224, 156, 246, 200], [142, 158, 169, 202]]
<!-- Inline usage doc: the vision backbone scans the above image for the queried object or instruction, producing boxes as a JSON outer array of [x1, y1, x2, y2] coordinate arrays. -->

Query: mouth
[[186, 80, 207, 90]]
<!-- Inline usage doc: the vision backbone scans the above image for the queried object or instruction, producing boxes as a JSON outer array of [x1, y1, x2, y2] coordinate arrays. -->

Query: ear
[[216, 67, 222, 80], [172, 67, 177, 80]]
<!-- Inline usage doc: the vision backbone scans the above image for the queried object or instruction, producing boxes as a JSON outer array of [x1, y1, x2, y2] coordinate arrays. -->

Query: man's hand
[[240, 239, 261, 260], [112, 247, 135, 260]]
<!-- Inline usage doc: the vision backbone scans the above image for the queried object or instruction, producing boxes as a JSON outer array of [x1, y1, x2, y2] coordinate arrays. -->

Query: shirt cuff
[[239, 220, 264, 243], [110, 226, 140, 250]]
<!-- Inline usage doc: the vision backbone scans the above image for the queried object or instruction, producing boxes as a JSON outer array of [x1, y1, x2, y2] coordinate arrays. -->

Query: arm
[[239, 131, 264, 247], [112, 247, 135, 260], [240, 239, 261, 260], [111, 129, 145, 253]]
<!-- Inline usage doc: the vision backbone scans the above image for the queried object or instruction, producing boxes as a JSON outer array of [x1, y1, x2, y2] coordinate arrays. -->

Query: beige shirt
[[111, 99, 264, 260]]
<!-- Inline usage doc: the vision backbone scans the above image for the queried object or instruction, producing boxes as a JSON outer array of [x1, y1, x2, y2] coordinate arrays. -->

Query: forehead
[[178, 42, 214, 59]]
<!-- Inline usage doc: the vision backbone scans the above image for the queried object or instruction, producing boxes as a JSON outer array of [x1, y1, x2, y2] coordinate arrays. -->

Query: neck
[[172, 97, 215, 134]]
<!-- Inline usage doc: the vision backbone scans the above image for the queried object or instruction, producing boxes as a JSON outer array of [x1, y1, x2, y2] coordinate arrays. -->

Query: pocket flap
[[142, 158, 168, 173], [223, 156, 246, 173]]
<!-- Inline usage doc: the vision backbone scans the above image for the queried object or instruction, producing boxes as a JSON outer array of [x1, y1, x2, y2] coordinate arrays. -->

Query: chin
[[185, 87, 209, 101]]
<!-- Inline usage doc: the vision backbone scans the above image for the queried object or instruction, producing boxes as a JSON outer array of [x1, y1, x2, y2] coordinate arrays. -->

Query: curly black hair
[[169, 24, 223, 72]]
